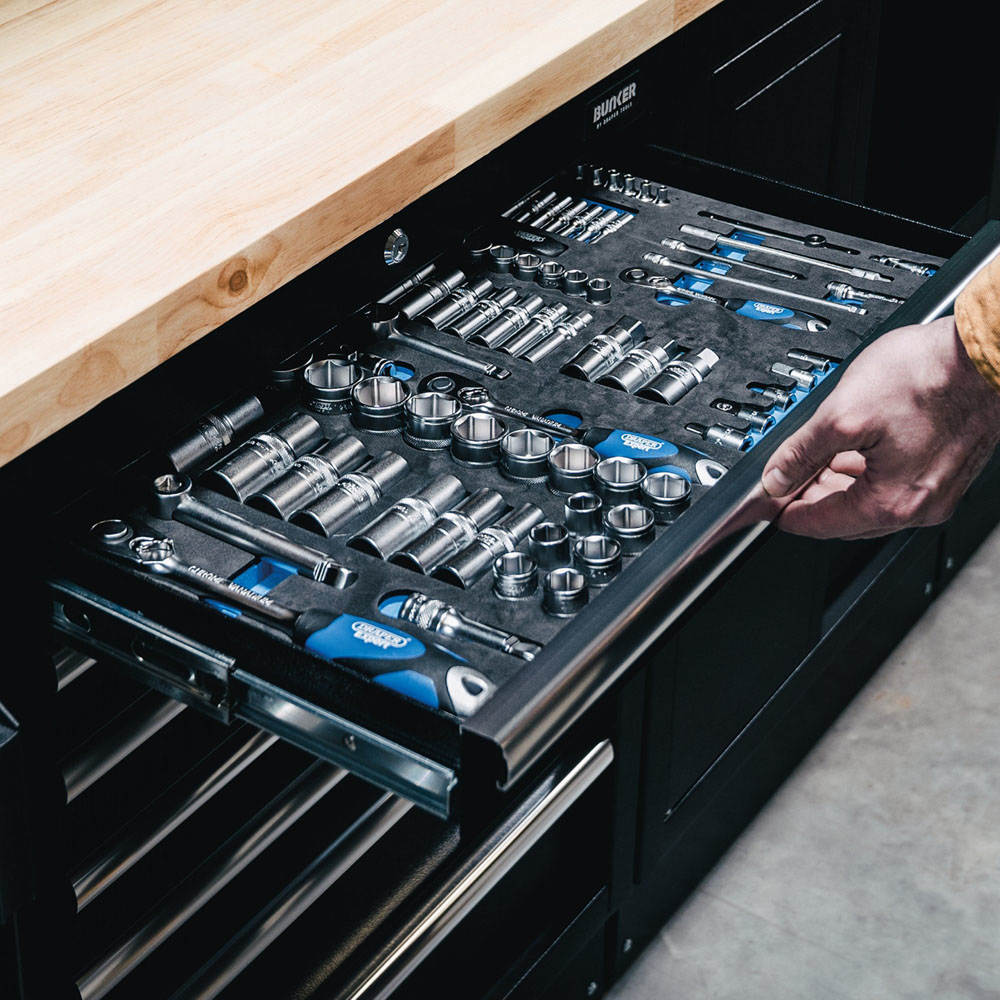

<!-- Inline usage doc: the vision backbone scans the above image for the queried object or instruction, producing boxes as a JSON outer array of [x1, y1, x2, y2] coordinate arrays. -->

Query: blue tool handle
[[292, 610, 489, 716], [724, 298, 829, 331], [579, 428, 728, 486]]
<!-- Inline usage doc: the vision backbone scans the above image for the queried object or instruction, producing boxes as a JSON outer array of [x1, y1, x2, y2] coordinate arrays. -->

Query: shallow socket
[[352, 376, 410, 432], [548, 442, 598, 495], [564, 491, 603, 536], [303, 360, 362, 414], [573, 534, 622, 585], [493, 551, 538, 600], [500, 429, 554, 481], [528, 521, 571, 570], [451, 412, 506, 466], [403, 392, 461, 449], [542, 567, 589, 616], [604, 503, 655, 554], [641, 471, 691, 522], [594, 457, 647, 504]]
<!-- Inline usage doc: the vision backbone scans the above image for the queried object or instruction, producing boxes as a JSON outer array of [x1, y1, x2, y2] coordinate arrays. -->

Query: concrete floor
[[608, 526, 1000, 1000]]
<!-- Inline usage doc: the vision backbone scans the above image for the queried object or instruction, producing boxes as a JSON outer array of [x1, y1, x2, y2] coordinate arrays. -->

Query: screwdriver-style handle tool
[[418, 372, 728, 486], [93, 526, 493, 716], [659, 238, 803, 280], [680, 225, 893, 283], [149, 473, 357, 588], [696, 212, 860, 255]]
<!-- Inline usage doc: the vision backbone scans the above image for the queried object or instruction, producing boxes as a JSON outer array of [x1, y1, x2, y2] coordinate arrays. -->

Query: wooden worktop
[[0, 0, 718, 465]]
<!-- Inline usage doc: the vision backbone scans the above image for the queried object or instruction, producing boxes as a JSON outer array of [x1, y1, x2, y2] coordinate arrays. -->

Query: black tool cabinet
[[3, 9, 1000, 999]]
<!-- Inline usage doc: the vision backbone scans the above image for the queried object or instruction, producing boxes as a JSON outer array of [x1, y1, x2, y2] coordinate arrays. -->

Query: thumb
[[762, 406, 859, 498]]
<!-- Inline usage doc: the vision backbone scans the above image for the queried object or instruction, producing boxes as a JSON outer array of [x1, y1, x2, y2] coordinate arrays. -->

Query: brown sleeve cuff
[[955, 253, 1000, 394]]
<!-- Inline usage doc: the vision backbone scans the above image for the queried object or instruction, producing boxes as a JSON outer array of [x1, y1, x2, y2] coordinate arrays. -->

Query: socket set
[[72, 161, 944, 723]]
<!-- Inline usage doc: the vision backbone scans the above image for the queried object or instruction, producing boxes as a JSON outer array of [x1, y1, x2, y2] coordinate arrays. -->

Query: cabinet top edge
[[0, 0, 720, 466]]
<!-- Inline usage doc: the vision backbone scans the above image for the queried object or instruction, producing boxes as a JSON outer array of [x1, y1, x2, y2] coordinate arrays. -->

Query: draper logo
[[351, 620, 410, 650], [592, 81, 637, 129], [752, 302, 785, 315], [621, 433, 663, 453]]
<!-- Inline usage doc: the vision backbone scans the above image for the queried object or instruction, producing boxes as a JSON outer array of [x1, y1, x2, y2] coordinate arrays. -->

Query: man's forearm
[[955, 254, 1000, 393]]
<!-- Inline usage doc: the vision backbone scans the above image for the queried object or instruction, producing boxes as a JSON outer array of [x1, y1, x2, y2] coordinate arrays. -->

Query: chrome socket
[[536, 260, 567, 289], [529, 195, 573, 230], [564, 492, 603, 536], [450, 412, 507, 466], [469, 294, 544, 348], [573, 534, 622, 585], [638, 348, 720, 405], [594, 457, 647, 505], [607, 169, 623, 192], [487, 245, 517, 274], [421, 277, 494, 329], [528, 521, 571, 571], [513, 253, 542, 282], [496, 303, 569, 357], [560, 315, 646, 382], [393, 268, 466, 320], [390, 488, 506, 574], [303, 359, 363, 414], [403, 392, 462, 450], [547, 441, 599, 495], [559, 205, 602, 238], [445, 287, 519, 340], [640, 471, 691, 523], [598, 342, 678, 394], [289, 451, 410, 536], [493, 551, 538, 600], [544, 199, 588, 233], [265, 349, 315, 395], [542, 567, 588, 617], [499, 429, 555, 482], [520, 311, 593, 363], [351, 376, 411, 433], [434, 502, 544, 588], [166, 394, 264, 474], [585, 277, 612, 305], [578, 210, 620, 243], [604, 503, 655, 555], [561, 269, 589, 296], [203, 412, 324, 502], [246, 434, 368, 519], [347, 474, 466, 559]]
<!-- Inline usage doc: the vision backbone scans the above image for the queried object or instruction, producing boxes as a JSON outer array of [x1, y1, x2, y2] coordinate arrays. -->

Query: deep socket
[[348, 474, 466, 559], [390, 488, 506, 574], [548, 441, 599, 494], [289, 452, 410, 536], [544, 199, 588, 233], [529, 195, 573, 229], [604, 503, 655, 554], [594, 457, 647, 505], [303, 359, 363, 414], [573, 535, 622, 585], [598, 342, 679, 394], [493, 551, 539, 600], [469, 294, 544, 348], [559, 205, 603, 238], [421, 277, 494, 328], [434, 503, 544, 588], [564, 492, 603, 536], [640, 471, 691, 523], [403, 391, 463, 450], [166, 395, 264, 474], [203, 413, 324, 502], [393, 268, 466, 319], [351, 376, 411, 432], [445, 287, 519, 340], [542, 567, 588, 617], [246, 435, 368, 519], [520, 311, 594, 363], [637, 348, 719, 405], [376, 263, 437, 305], [450, 412, 507, 466], [560, 315, 646, 382], [578, 209, 620, 243], [499, 429, 555, 482], [496, 303, 570, 357], [529, 522, 571, 570]]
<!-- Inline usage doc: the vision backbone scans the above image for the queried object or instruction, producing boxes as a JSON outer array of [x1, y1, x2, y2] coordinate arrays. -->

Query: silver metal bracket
[[234, 672, 457, 818], [50, 579, 234, 721]]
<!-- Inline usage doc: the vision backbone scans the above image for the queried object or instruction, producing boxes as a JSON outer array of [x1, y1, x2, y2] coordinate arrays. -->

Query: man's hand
[[761, 316, 1000, 539]]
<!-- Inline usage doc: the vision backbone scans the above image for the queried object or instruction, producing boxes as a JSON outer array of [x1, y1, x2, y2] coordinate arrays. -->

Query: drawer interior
[[44, 150, 956, 818]]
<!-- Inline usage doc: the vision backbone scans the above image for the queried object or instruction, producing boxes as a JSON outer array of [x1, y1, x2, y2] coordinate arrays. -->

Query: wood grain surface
[[0, 0, 719, 465]]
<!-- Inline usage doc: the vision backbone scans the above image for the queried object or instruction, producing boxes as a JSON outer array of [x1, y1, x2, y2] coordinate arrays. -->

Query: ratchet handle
[[580, 427, 728, 485]]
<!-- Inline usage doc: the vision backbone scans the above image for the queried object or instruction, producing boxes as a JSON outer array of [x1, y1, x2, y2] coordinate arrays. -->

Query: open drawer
[[39, 142, 995, 821]]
